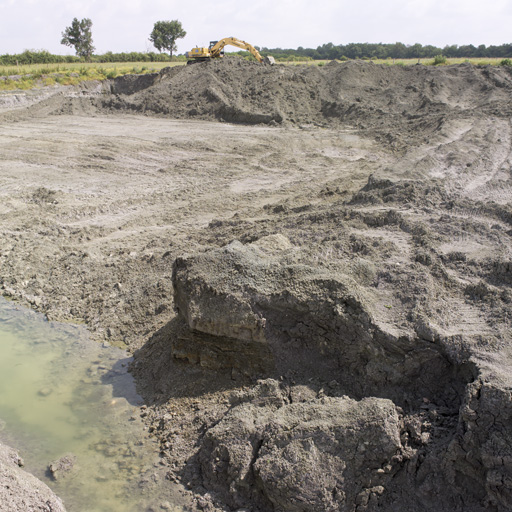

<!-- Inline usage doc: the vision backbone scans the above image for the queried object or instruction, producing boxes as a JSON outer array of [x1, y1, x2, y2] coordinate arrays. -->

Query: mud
[[0, 59, 511, 511]]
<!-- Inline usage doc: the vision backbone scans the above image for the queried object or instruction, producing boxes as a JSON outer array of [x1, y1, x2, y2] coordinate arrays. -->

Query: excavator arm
[[210, 37, 265, 62]]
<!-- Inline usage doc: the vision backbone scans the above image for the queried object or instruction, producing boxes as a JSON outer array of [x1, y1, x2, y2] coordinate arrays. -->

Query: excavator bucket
[[264, 56, 276, 65]]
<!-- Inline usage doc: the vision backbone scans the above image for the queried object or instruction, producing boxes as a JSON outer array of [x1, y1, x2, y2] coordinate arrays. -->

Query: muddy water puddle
[[0, 297, 184, 512]]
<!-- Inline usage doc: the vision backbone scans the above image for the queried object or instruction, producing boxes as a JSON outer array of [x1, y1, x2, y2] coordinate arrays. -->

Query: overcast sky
[[1, 0, 511, 55]]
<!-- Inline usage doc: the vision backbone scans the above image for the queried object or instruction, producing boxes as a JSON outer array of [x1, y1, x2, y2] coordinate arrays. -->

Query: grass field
[[0, 57, 508, 91]]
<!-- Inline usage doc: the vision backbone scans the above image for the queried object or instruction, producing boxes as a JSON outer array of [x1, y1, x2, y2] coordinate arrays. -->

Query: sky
[[1, 0, 511, 55]]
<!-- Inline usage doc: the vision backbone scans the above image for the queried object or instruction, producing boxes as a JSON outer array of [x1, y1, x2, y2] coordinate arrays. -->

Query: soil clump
[[0, 59, 511, 511]]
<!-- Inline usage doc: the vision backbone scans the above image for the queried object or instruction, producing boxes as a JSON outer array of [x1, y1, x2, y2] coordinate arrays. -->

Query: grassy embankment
[[0, 57, 507, 92], [0, 61, 182, 91]]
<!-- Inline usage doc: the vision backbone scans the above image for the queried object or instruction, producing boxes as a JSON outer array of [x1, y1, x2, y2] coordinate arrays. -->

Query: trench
[[0, 297, 185, 512]]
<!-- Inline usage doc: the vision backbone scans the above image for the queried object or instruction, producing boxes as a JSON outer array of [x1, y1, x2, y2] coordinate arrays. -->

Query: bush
[[433, 54, 447, 65], [500, 58, 512, 66]]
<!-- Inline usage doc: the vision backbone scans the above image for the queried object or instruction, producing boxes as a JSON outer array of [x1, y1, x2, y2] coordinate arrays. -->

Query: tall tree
[[149, 20, 186, 58], [61, 18, 95, 61]]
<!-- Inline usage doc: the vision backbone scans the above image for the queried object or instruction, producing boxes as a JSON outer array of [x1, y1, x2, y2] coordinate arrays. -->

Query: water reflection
[[0, 297, 184, 512]]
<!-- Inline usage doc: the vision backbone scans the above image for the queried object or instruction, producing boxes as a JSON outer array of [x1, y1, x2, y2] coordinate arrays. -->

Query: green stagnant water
[[0, 297, 183, 512]]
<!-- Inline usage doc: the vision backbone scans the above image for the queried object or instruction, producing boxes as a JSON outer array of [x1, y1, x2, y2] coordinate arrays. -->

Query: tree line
[[4, 42, 511, 67], [260, 42, 512, 61], [0, 49, 179, 66]]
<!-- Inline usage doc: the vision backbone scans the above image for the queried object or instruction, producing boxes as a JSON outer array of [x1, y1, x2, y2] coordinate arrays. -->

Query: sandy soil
[[1, 60, 511, 511]]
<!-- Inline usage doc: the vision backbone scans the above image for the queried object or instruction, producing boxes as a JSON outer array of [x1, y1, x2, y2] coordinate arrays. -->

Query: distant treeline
[[258, 42, 512, 61], [2, 42, 512, 66], [0, 50, 178, 66]]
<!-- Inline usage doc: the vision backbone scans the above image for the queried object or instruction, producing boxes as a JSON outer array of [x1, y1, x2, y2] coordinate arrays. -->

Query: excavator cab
[[185, 47, 210, 62]]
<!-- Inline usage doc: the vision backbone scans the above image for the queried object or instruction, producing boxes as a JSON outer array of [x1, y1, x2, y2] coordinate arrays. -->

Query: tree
[[392, 42, 407, 59], [61, 18, 94, 60], [149, 20, 186, 58]]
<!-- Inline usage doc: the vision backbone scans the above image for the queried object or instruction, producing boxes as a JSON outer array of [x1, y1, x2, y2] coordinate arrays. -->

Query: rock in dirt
[[48, 453, 77, 481], [0, 442, 66, 511], [199, 379, 403, 512]]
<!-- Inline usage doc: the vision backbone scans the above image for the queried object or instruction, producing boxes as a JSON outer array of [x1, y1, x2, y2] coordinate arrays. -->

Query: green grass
[[0, 61, 185, 91]]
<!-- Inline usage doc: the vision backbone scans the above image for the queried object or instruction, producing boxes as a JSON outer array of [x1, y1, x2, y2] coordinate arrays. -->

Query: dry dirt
[[0, 58, 511, 511]]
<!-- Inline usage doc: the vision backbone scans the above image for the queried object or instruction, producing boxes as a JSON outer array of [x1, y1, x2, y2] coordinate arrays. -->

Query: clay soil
[[0, 59, 511, 511]]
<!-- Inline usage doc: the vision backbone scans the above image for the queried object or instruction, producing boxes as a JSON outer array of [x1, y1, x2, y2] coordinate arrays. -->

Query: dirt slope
[[0, 442, 66, 512], [0, 60, 511, 511]]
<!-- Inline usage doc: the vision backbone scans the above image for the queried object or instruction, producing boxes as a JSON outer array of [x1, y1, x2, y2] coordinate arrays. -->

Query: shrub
[[500, 58, 512, 66], [433, 54, 447, 65]]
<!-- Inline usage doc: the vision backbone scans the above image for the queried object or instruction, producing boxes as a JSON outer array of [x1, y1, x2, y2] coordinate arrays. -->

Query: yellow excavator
[[186, 37, 275, 65]]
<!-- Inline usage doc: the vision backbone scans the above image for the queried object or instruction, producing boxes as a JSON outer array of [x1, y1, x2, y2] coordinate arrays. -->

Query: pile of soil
[[106, 59, 512, 136], [0, 59, 511, 511]]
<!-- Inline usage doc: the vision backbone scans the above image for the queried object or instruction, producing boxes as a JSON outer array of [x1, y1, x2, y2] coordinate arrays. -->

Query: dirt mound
[[99, 60, 512, 149], [171, 236, 474, 407], [7, 59, 512, 148]]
